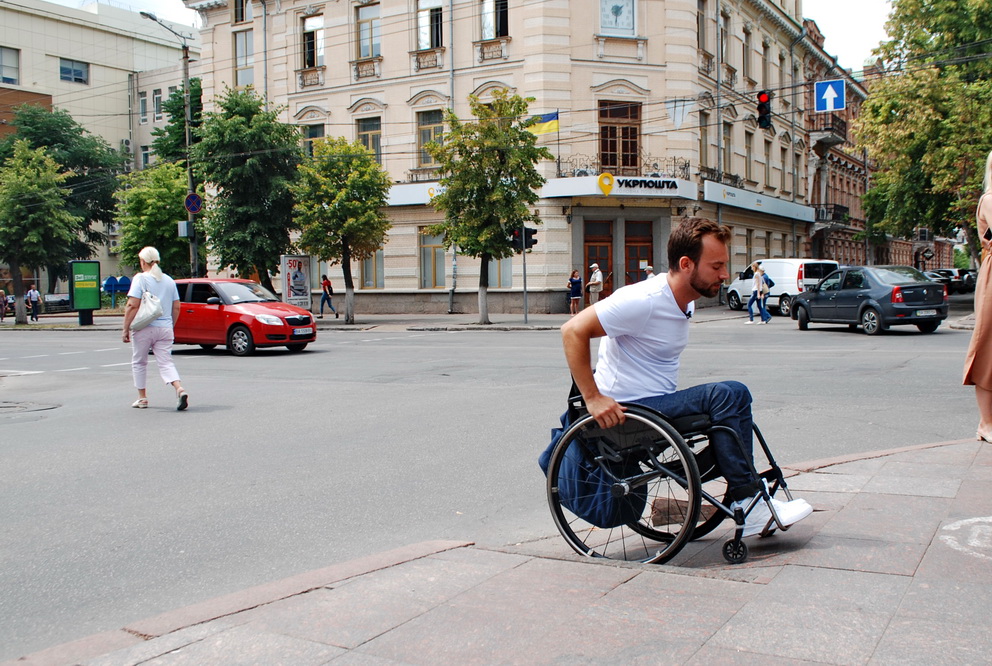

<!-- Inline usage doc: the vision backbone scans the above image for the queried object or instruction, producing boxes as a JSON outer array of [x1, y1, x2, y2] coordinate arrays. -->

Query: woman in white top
[[122, 246, 189, 410], [745, 261, 771, 324]]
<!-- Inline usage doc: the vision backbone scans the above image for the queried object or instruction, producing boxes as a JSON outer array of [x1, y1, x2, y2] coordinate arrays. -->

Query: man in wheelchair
[[560, 217, 812, 538]]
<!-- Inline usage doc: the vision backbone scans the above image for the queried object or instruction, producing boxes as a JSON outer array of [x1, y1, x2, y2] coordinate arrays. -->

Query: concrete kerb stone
[[8, 540, 472, 666], [783, 437, 976, 474]]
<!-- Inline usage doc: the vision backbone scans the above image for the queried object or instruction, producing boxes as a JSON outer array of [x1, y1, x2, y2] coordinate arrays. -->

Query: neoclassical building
[[182, 0, 846, 312]]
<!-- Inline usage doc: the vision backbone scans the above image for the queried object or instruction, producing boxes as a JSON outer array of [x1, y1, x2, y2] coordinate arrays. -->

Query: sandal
[[176, 390, 189, 411], [132, 398, 148, 409]]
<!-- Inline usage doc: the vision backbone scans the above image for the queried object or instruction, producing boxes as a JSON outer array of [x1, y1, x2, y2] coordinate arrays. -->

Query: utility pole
[[140, 12, 198, 276]]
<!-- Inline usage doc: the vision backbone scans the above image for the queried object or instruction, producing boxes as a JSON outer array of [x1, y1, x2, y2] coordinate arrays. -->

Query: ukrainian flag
[[528, 111, 559, 136]]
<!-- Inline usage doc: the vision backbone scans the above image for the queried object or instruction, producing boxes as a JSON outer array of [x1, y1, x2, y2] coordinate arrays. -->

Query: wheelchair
[[543, 389, 799, 565]]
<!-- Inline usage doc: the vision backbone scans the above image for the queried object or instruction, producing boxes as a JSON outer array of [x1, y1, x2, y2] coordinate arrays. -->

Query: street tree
[[0, 104, 126, 291], [426, 89, 553, 324], [856, 0, 992, 264], [113, 162, 199, 277], [192, 87, 302, 292], [0, 141, 82, 324], [291, 137, 392, 324], [151, 77, 203, 164]]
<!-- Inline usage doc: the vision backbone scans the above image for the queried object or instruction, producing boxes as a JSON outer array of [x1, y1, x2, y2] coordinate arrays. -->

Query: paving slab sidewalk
[[9, 437, 992, 666]]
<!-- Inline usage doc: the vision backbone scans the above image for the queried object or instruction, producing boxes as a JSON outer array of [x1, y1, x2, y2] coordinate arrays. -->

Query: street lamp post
[[140, 12, 198, 277]]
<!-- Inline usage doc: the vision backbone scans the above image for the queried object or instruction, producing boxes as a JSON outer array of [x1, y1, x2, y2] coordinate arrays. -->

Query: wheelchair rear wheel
[[546, 406, 701, 564]]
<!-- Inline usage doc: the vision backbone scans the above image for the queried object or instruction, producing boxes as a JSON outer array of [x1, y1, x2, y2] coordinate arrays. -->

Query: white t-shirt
[[127, 272, 180, 328], [589, 269, 603, 292], [592, 272, 693, 402]]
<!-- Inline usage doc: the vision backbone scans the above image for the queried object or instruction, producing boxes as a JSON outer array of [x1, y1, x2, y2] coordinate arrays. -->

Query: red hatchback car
[[173, 278, 316, 356]]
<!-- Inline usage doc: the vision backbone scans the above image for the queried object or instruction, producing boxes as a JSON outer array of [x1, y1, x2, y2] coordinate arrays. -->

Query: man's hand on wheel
[[587, 394, 627, 429]]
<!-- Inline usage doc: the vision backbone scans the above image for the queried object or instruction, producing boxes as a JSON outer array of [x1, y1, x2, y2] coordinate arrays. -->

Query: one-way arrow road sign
[[814, 80, 846, 113]]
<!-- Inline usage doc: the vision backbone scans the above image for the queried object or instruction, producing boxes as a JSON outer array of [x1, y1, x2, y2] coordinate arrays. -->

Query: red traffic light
[[757, 91, 771, 104]]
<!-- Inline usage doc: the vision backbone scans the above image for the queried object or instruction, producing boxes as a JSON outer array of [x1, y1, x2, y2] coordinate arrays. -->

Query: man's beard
[[689, 267, 722, 298]]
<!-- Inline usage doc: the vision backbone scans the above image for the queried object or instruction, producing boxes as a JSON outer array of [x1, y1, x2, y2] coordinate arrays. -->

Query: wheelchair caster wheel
[[723, 539, 748, 564]]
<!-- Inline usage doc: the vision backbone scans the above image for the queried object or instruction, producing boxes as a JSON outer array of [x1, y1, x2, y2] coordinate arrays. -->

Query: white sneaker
[[733, 494, 812, 537], [744, 320, 755, 325]]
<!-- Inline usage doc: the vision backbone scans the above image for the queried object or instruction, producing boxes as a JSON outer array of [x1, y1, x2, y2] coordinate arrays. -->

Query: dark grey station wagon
[[790, 265, 949, 335]]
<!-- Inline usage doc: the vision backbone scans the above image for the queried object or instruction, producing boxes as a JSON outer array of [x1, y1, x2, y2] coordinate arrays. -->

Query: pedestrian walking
[[0, 286, 6, 323], [122, 247, 189, 411], [318, 274, 338, 319], [26, 284, 40, 321], [586, 263, 604, 305], [645, 265, 655, 279], [568, 270, 583, 315], [964, 149, 992, 441], [745, 262, 771, 324]]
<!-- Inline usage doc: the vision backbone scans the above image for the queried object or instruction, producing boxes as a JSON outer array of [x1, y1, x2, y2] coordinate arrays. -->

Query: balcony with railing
[[815, 203, 850, 222], [699, 165, 744, 189], [559, 154, 691, 179], [810, 113, 847, 151]]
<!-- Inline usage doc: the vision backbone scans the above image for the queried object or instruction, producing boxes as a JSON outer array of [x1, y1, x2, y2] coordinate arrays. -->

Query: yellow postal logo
[[598, 173, 615, 196]]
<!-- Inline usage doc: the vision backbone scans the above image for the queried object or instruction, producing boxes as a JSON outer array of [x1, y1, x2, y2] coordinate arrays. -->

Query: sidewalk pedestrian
[[964, 149, 992, 442], [745, 262, 771, 324], [318, 274, 338, 319], [586, 263, 604, 305], [568, 270, 583, 315], [26, 284, 40, 321], [122, 247, 189, 411], [645, 265, 655, 279], [0, 286, 6, 323]]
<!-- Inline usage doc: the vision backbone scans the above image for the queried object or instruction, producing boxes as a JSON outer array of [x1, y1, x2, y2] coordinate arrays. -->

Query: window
[[302, 15, 324, 68], [138, 92, 148, 124], [357, 117, 382, 164], [153, 89, 162, 121], [697, 0, 707, 51], [762, 42, 770, 87], [699, 111, 709, 168], [794, 151, 801, 193], [481, 0, 509, 40], [418, 110, 444, 167], [417, 0, 443, 50], [419, 229, 445, 288], [487, 257, 512, 288], [0, 47, 19, 85], [744, 131, 754, 181], [168, 85, 177, 97], [722, 122, 732, 173], [361, 249, 385, 289], [742, 29, 751, 80], [234, 0, 252, 23], [599, 101, 641, 175], [301, 124, 325, 156], [357, 4, 381, 58], [719, 13, 729, 64], [764, 140, 772, 184], [234, 30, 254, 88], [140, 145, 151, 168], [59, 58, 89, 84], [780, 147, 788, 190]]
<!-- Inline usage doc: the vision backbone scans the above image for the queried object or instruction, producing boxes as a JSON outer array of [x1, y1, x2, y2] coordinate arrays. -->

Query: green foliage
[[0, 104, 126, 284], [113, 163, 199, 278], [0, 141, 83, 321], [192, 87, 302, 288], [426, 90, 553, 272], [857, 0, 992, 254], [151, 77, 203, 164], [292, 137, 392, 269], [954, 247, 971, 269]]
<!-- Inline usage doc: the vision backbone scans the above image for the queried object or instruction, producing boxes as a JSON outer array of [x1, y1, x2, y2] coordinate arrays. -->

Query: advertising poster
[[69, 261, 101, 310], [280, 255, 312, 309]]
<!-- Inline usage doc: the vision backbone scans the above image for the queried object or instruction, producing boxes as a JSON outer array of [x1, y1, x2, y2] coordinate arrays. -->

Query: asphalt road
[[0, 304, 977, 659]]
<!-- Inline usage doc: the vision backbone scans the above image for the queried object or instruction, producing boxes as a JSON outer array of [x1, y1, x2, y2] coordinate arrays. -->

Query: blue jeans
[[632, 381, 759, 500], [320, 293, 336, 314], [747, 290, 770, 322]]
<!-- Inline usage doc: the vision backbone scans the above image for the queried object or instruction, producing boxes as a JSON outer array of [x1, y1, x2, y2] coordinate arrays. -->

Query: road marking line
[[93, 348, 119, 352], [22, 354, 48, 358], [57, 367, 89, 372], [100, 362, 131, 367], [58, 351, 85, 355], [0, 370, 44, 375]]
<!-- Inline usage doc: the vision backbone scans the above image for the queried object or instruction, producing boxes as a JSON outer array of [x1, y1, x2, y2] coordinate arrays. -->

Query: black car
[[791, 265, 949, 335]]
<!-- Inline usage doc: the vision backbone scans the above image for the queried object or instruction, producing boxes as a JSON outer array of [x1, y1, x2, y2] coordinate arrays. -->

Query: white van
[[726, 258, 839, 316]]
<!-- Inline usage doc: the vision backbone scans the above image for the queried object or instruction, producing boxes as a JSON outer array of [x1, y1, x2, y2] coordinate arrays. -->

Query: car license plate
[[916, 309, 937, 317], [293, 327, 313, 335]]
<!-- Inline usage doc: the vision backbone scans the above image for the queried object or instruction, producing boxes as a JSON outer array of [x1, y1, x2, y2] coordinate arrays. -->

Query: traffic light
[[509, 228, 524, 252], [523, 227, 538, 250], [757, 90, 772, 129]]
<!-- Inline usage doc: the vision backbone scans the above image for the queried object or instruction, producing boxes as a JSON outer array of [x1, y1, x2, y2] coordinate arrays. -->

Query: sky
[[47, 0, 892, 73]]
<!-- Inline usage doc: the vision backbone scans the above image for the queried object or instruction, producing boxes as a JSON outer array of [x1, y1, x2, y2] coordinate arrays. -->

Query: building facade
[[0, 0, 198, 291]]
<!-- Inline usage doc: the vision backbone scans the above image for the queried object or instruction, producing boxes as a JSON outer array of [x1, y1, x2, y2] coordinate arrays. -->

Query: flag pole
[[555, 108, 561, 177]]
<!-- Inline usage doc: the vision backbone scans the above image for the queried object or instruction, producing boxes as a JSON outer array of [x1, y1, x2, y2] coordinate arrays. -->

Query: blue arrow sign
[[184, 193, 203, 214], [814, 80, 846, 113]]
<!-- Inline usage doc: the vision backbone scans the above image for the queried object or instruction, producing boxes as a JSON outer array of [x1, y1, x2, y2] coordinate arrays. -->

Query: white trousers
[[131, 325, 180, 389]]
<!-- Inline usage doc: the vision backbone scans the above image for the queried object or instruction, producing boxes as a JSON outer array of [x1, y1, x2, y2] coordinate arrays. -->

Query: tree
[[151, 77, 203, 164], [113, 162, 200, 278], [192, 87, 302, 292], [0, 104, 126, 291], [291, 137, 392, 324], [856, 0, 992, 264], [426, 89, 553, 324], [0, 141, 83, 324]]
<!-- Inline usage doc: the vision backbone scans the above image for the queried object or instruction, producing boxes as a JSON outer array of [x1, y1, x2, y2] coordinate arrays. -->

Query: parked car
[[930, 268, 967, 294], [173, 278, 316, 356], [726, 258, 839, 316], [790, 265, 948, 335], [923, 270, 951, 289]]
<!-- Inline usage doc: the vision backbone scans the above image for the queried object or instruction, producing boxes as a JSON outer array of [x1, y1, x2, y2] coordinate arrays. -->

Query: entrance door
[[584, 243, 612, 302], [625, 221, 653, 284]]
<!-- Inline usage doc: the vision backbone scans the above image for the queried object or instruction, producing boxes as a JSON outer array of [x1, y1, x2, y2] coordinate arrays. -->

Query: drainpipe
[[789, 27, 807, 254]]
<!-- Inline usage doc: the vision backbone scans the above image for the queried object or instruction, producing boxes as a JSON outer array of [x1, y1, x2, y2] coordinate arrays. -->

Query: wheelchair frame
[[545, 392, 797, 564]]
